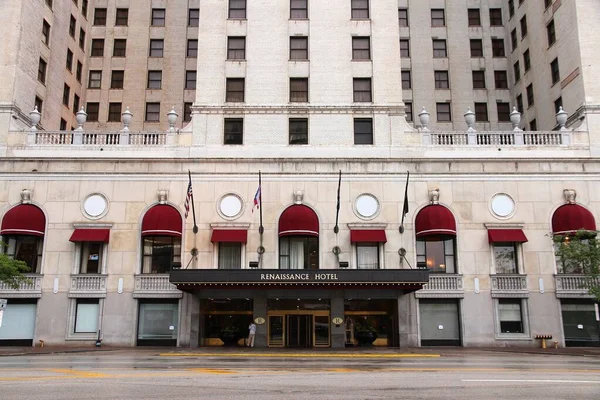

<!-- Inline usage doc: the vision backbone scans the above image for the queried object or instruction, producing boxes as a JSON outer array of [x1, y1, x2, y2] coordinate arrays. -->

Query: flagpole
[[399, 171, 410, 234], [189, 170, 198, 234], [334, 170, 341, 234], [258, 171, 264, 235]]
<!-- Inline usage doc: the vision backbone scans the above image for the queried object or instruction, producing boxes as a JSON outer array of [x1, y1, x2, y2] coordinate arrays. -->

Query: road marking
[[159, 353, 441, 358], [186, 368, 237, 374], [463, 379, 600, 384], [48, 368, 109, 378]]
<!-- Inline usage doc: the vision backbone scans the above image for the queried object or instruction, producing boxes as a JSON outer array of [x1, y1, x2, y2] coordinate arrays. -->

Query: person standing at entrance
[[247, 321, 257, 347]]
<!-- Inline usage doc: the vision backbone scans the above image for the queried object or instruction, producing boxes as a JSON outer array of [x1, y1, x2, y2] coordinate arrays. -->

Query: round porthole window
[[82, 194, 109, 220], [218, 193, 244, 220], [354, 194, 380, 220], [490, 193, 516, 219]]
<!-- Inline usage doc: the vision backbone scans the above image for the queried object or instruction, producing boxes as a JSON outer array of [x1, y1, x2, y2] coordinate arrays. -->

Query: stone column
[[398, 293, 419, 347], [178, 293, 200, 348], [253, 292, 268, 347], [330, 291, 345, 348]]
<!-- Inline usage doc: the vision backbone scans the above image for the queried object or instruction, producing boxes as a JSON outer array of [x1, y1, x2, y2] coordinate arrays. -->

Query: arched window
[[278, 205, 319, 270], [0, 204, 45, 273], [415, 205, 457, 273], [552, 203, 597, 274], [141, 205, 182, 273]]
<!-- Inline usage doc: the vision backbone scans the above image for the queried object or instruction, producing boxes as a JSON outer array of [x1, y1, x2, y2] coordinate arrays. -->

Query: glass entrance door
[[287, 314, 312, 347], [267, 311, 330, 347], [268, 315, 285, 347]]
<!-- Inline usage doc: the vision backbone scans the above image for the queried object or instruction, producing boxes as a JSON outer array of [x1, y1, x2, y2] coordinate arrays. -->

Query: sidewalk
[[1, 344, 599, 357]]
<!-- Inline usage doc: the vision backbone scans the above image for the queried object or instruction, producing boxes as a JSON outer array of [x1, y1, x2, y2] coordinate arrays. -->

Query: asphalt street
[[0, 350, 599, 399]]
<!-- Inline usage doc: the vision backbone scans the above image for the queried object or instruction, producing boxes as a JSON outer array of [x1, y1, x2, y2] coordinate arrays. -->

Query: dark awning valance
[[211, 229, 248, 243], [278, 204, 319, 237], [552, 204, 596, 235], [415, 205, 456, 237], [69, 229, 110, 243], [0, 204, 46, 236], [350, 229, 387, 243], [141, 205, 182, 237], [487, 229, 528, 243]]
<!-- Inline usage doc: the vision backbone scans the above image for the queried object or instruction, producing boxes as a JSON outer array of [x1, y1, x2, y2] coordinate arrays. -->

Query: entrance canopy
[[0, 204, 46, 236], [552, 204, 596, 235], [141, 205, 182, 237], [278, 205, 319, 237]]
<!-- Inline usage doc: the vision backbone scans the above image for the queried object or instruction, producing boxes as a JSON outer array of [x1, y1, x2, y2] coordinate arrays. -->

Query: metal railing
[[133, 274, 182, 298], [555, 274, 600, 298]]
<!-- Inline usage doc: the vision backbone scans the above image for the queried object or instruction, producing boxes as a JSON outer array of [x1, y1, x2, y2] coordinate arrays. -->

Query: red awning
[[350, 230, 387, 243], [487, 229, 528, 243], [141, 205, 182, 237], [552, 204, 597, 235], [415, 205, 456, 237], [278, 204, 319, 237], [69, 229, 110, 243], [0, 204, 46, 236], [211, 229, 248, 243]]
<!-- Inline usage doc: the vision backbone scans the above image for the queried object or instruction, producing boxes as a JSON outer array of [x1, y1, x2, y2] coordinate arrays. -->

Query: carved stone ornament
[[563, 189, 576, 204], [429, 188, 440, 205], [158, 190, 168, 204], [294, 190, 304, 205], [20, 189, 32, 204]]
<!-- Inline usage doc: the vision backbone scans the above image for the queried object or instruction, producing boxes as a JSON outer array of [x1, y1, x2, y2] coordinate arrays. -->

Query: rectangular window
[[227, 37, 246, 60], [547, 20, 556, 46], [184, 102, 192, 122], [475, 102, 488, 122], [523, 49, 531, 71], [86, 102, 99, 122], [290, 37, 308, 60], [82, 0, 88, 18], [35, 96, 43, 115], [554, 96, 563, 113], [187, 39, 198, 58], [42, 20, 51, 45], [218, 243, 242, 269], [545, 0, 553, 9], [353, 78, 372, 102], [511, 28, 518, 51], [472, 71, 485, 89], [405, 102, 413, 121], [351, 0, 369, 19], [115, 8, 129, 26], [433, 39, 447, 58], [185, 71, 196, 90], [229, 0, 246, 19], [224, 118, 243, 144], [151, 9, 166, 26], [398, 8, 408, 27], [145, 103, 160, 122], [73, 94, 80, 114], [63, 84, 70, 106], [188, 9, 199, 26], [38, 58, 47, 84], [416, 237, 455, 273], [468, 9, 481, 26], [508, 0, 515, 17], [108, 102, 122, 122], [226, 78, 245, 102], [436, 102, 451, 122], [79, 242, 103, 273], [357, 243, 379, 269], [497, 102, 511, 122], [526, 84, 534, 107], [513, 61, 521, 83], [529, 118, 537, 131], [111, 70, 124, 89], [290, 0, 308, 19], [79, 28, 86, 50], [289, 118, 308, 145], [498, 299, 524, 334], [94, 8, 106, 25], [401, 70, 411, 89], [74, 299, 99, 333], [45, 0, 52, 9], [492, 39, 505, 57], [490, 8, 503, 26], [88, 70, 101, 88], [470, 39, 483, 57], [69, 15, 76, 38], [354, 118, 373, 145], [113, 39, 126, 57], [352, 37, 370, 60], [147, 71, 162, 89], [60, 118, 67, 131], [400, 39, 410, 57], [431, 9, 445, 27], [290, 78, 308, 102], [66, 49, 73, 71], [3, 236, 43, 273], [434, 71, 449, 89], [76, 61, 82, 82], [149, 39, 164, 57], [494, 70, 508, 89], [91, 39, 104, 56], [520, 16, 528, 39], [516, 94, 524, 113], [551, 58, 560, 85]]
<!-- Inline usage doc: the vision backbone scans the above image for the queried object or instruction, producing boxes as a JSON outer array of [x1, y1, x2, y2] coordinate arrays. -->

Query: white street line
[[463, 379, 600, 384]]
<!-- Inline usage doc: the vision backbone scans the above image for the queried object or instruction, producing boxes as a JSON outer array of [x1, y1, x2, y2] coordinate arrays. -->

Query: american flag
[[184, 178, 193, 219], [252, 185, 261, 213]]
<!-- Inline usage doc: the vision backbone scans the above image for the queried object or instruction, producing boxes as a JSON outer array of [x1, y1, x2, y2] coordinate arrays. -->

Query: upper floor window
[[69, 15, 76, 38], [2, 236, 43, 274], [185, 71, 197, 90], [508, 0, 515, 18], [42, 20, 51, 45], [188, 9, 199, 26], [291, 0, 308, 19], [434, 70, 449, 89], [470, 39, 483, 57], [289, 118, 308, 145], [229, 0, 246, 19], [113, 39, 127, 57], [490, 8, 503, 26], [145, 102, 160, 122], [433, 39, 447, 58], [493, 243, 519, 274], [111, 70, 124, 89], [475, 102, 488, 122], [116, 8, 129, 26], [290, 37, 308, 60], [142, 236, 181, 273], [514, 61, 521, 83], [38, 58, 47, 84], [352, 37, 370, 60], [472, 71, 485, 89], [224, 118, 243, 145], [494, 70, 508, 89], [468, 9, 481, 26], [520, 16, 528, 39], [93, 8, 106, 25], [400, 39, 410, 57], [431, 9, 445, 27], [187, 39, 198, 58], [353, 78, 372, 102], [86, 103, 99, 122], [398, 8, 408, 27], [149, 39, 164, 57], [79, 28, 86, 50], [497, 102, 511, 122], [511, 28, 518, 51], [417, 236, 455, 273], [108, 102, 122, 122], [227, 37, 246, 60], [547, 20, 556, 47], [290, 78, 309, 102], [492, 39, 505, 57], [550, 58, 560, 85], [226, 78, 245, 102], [45, 0, 52, 9], [353, 118, 373, 145], [351, 0, 369, 19], [357, 243, 380, 269], [77, 242, 104, 274], [218, 243, 242, 269], [523, 49, 531, 72], [91, 39, 104, 57], [436, 102, 451, 122], [151, 9, 166, 26]]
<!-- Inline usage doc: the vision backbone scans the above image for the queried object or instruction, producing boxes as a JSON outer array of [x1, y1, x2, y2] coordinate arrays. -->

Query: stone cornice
[[193, 104, 405, 115]]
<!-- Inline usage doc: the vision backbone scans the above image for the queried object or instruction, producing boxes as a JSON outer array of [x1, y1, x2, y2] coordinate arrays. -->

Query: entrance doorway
[[267, 312, 330, 348], [287, 314, 312, 347]]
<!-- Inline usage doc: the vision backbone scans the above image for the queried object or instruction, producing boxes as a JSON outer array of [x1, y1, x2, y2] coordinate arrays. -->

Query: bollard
[[554, 340, 558, 349], [39, 340, 44, 348]]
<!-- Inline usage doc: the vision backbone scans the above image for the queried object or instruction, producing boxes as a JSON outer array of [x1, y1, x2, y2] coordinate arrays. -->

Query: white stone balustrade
[[69, 275, 107, 298], [0, 274, 43, 298], [424, 131, 568, 146], [555, 274, 600, 298], [491, 275, 529, 298], [415, 274, 464, 298], [133, 275, 182, 298]]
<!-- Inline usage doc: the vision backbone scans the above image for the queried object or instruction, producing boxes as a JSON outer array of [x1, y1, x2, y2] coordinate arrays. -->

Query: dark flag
[[334, 170, 342, 234], [399, 171, 410, 234], [186, 170, 198, 234]]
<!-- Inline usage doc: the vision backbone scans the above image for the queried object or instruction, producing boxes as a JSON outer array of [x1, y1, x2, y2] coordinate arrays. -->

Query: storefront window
[[416, 235, 456, 273], [142, 236, 181, 273], [279, 236, 319, 269], [137, 302, 178, 343], [201, 299, 253, 346]]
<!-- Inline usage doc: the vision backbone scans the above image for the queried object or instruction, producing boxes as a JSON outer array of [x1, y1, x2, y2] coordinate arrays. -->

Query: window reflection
[[416, 235, 456, 273]]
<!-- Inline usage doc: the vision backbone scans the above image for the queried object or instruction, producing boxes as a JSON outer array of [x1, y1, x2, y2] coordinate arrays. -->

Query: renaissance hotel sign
[[260, 273, 339, 281]]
